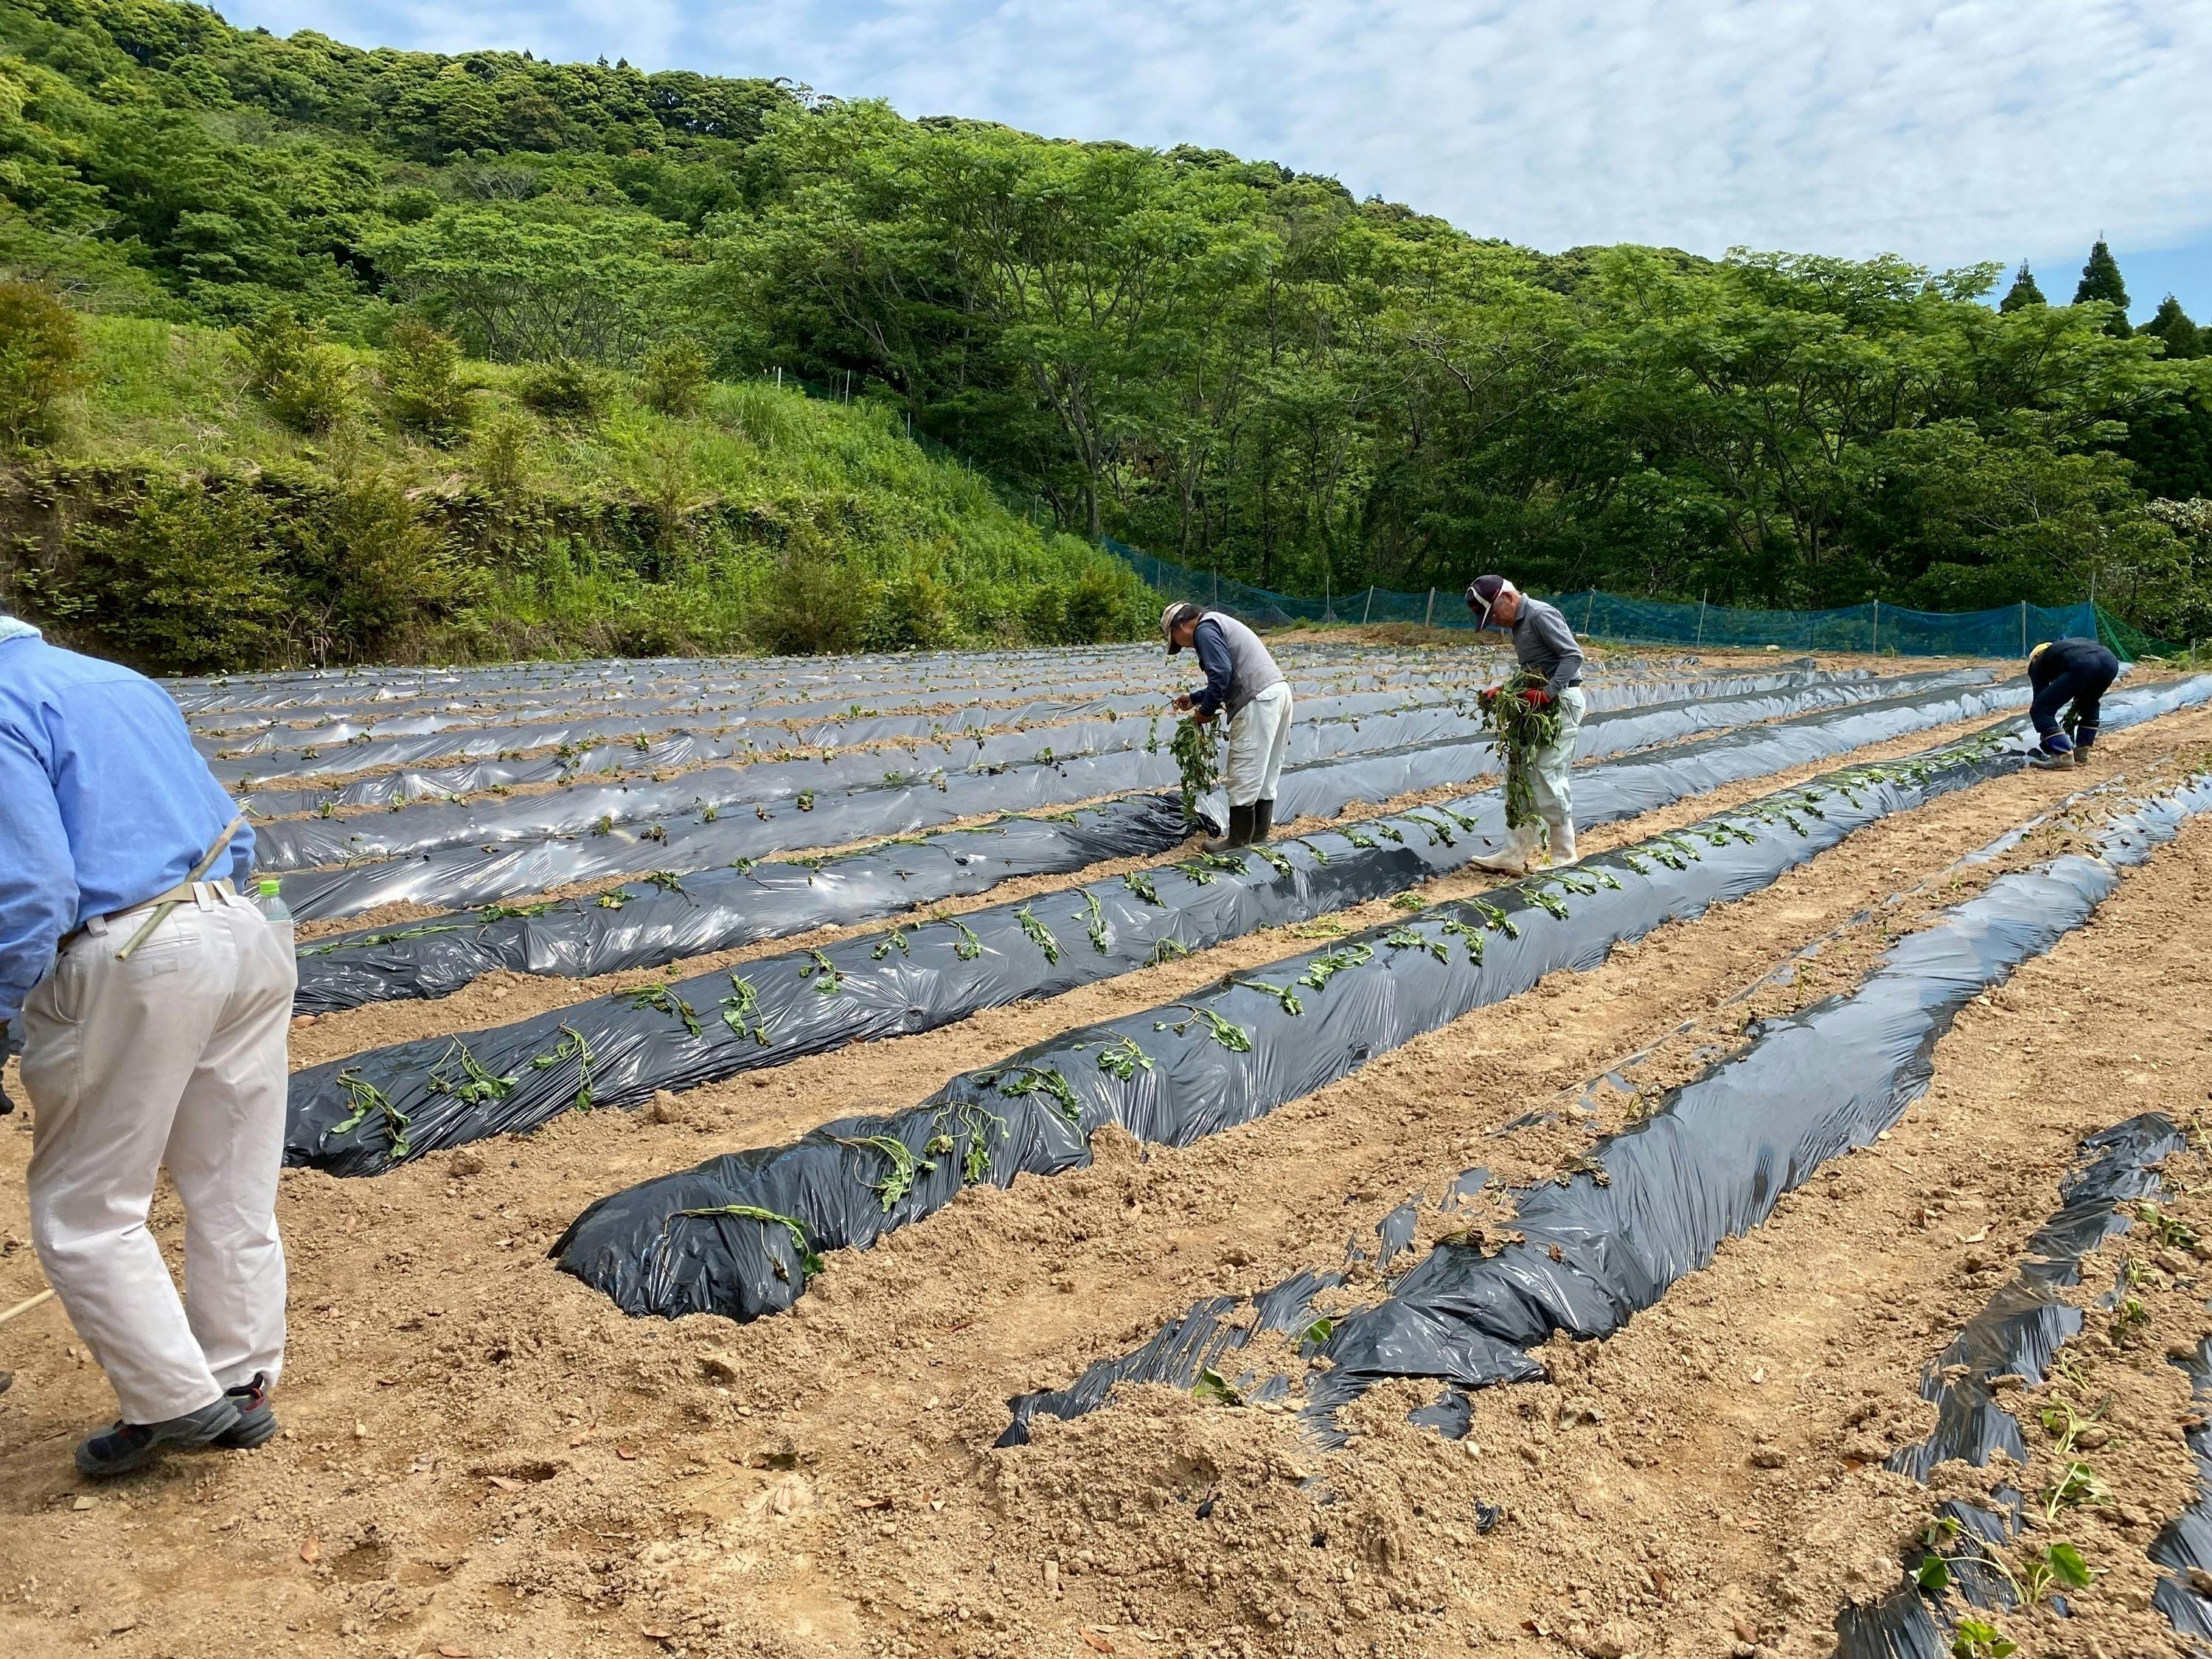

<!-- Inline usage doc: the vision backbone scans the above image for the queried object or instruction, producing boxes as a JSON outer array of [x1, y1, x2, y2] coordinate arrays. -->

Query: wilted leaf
[[299, 1532, 320, 1564]]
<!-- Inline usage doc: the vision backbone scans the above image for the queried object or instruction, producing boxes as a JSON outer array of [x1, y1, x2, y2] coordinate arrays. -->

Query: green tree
[[1998, 262, 2045, 311], [366, 204, 686, 362], [2141, 295, 2205, 360], [2073, 240, 2132, 335]]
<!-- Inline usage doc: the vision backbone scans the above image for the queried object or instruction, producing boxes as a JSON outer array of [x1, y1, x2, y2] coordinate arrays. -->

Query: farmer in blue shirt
[[0, 616, 295, 1475]]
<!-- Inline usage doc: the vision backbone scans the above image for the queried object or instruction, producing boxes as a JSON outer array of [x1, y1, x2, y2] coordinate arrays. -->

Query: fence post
[[1695, 589, 1707, 648], [2020, 599, 2028, 658], [1361, 587, 1373, 625], [1585, 591, 1596, 634], [1425, 587, 1436, 626]]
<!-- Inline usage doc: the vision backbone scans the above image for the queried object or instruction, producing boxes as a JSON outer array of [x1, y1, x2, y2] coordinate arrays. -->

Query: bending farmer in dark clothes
[[2027, 637, 2119, 768], [1162, 601, 1293, 851]]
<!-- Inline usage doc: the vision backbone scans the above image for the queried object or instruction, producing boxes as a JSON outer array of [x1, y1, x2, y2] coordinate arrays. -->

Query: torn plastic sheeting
[[288, 670, 2045, 1017], [251, 665, 1883, 869], [290, 668, 2026, 1026], [2150, 1339, 2212, 1641], [548, 704, 2197, 1327], [1295, 782, 2212, 1416], [274, 670, 1999, 920], [1892, 1115, 2187, 1481], [998, 768, 2212, 1448], [1830, 1113, 2191, 1658]]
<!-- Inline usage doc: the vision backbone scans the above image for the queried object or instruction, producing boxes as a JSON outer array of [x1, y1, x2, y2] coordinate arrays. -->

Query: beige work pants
[[21, 888, 296, 1423], [1225, 682, 1294, 807], [1501, 686, 1587, 866]]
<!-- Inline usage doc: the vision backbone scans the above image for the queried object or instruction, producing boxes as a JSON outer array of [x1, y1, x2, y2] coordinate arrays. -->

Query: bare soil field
[[3, 649, 2208, 1659]]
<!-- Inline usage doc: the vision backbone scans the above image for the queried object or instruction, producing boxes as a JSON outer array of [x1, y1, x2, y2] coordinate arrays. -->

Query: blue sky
[[220, 0, 2212, 323]]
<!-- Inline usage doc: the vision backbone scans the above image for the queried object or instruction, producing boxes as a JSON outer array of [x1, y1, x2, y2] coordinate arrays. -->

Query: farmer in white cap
[[0, 613, 295, 1476], [1161, 601, 1293, 850], [1464, 574, 1586, 872]]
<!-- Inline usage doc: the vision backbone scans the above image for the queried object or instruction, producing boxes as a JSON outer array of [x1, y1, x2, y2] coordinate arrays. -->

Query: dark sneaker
[[215, 1373, 278, 1450], [75, 1396, 242, 1478]]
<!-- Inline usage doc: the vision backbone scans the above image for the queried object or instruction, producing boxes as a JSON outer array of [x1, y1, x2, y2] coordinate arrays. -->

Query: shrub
[[0, 281, 87, 452], [467, 408, 535, 498], [293, 466, 470, 661], [239, 310, 357, 434], [1021, 582, 1067, 644], [266, 349, 359, 434], [1065, 560, 1144, 642], [519, 358, 607, 422], [66, 476, 293, 672], [755, 532, 869, 655], [383, 319, 475, 445], [869, 570, 956, 650], [639, 338, 712, 418], [238, 308, 314, 395]]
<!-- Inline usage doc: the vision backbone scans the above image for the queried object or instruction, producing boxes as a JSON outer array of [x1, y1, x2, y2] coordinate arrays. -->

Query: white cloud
[[223, 0, 2212, 271]]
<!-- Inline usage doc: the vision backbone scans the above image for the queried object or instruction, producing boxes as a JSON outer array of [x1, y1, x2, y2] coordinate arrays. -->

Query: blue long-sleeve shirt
[[0, 629, 256, 1025]]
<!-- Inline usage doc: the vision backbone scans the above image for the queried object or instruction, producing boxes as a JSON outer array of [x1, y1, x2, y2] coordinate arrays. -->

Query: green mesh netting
[[1105, 540, 2168, 662]]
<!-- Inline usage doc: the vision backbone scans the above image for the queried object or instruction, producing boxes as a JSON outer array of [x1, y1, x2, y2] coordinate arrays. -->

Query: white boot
[[1471, 820, 1540, 876], [1548, 819, 1578, 867]]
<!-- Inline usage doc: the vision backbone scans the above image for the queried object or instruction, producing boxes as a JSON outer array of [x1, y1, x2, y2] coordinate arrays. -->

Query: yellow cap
[[2028, 641, 2051, 664]]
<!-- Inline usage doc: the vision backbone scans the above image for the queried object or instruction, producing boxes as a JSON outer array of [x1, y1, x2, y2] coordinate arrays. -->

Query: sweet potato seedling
[[835, 1134, 936, 1211], [332, 1069, 414, 1159], [1016, 905, 1062, 964], [1155, 1004, 1252, 1052], [622, 982, 702, 1037], [719, 976, 771, 1046]]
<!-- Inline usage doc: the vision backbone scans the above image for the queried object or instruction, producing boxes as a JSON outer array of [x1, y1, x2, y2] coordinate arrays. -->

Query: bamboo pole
[[0, 1287, 54, 1326]]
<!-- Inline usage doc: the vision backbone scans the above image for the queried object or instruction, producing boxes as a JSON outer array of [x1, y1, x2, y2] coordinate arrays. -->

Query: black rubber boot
[[1203, 804, 1256, 853], [1251, 799, 1275, 842]]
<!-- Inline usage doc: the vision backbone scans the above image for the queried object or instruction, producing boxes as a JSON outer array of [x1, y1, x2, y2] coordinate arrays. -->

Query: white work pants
[[1503, 686, 1587, 865], [1225, 682, 1293, 808], [21, 888, 296, 1424]]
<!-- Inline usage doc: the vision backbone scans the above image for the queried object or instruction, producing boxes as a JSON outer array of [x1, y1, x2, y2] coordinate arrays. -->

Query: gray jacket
[[1510, 597, 1584, 697]]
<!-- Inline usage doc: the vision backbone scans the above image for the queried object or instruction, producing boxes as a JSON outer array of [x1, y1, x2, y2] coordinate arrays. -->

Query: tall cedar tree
[[2074, 240, 2132, 335], [1999, 262, 2046, 311], [2142, 296, 2205, 360]]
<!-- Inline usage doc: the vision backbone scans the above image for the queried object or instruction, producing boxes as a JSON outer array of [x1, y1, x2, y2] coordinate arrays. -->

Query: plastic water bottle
[[254, 877, 292, 923], [256, 877, 293, 947]]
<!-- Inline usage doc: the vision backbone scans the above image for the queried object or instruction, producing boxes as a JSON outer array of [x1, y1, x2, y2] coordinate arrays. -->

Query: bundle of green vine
[[1170, 714, 1222, 824], [1476, 670, 1565, 829]]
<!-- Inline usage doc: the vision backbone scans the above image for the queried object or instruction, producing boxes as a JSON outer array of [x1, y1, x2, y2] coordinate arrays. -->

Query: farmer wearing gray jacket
[[1163, 602, 1292, 851], [1465, 574, 1585, 872]]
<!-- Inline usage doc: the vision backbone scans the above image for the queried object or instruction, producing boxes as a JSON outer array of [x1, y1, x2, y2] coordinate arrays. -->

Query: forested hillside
[[3, 0, 2211, 668]]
